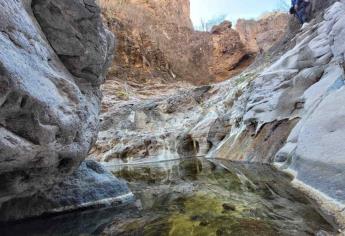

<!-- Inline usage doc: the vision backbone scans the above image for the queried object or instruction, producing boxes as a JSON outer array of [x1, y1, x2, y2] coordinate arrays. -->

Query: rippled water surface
[[1, 158, 335, 236]]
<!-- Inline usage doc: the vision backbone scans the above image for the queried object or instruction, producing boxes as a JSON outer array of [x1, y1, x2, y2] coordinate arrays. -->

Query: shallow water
[[0, 158, 335, 236]]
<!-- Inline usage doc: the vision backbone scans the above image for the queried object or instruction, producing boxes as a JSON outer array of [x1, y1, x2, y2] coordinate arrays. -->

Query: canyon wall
[[100, 0, 288, 85], [0, 0, 131, 221]]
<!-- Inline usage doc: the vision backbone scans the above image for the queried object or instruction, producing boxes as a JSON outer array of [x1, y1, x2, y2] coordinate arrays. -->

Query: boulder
[[211, 21, 233, 34]]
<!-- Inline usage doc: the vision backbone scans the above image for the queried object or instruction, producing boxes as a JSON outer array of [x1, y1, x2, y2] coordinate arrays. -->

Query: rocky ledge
[[0, 0, 132, 221]]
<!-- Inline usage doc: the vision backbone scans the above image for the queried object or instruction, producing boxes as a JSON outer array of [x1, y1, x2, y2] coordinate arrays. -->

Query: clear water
[[0, 158, 335, 236]]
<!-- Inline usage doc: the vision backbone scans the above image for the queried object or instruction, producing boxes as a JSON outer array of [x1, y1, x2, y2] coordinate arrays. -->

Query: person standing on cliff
[[290, 0, 312, 24]]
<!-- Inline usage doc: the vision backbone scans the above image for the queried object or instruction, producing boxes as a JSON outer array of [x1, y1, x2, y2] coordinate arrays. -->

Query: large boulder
[[0, 0, 117, 220]]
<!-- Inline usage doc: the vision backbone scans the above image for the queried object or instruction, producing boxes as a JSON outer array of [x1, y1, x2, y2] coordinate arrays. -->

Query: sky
[[190, 0, 290, 28]]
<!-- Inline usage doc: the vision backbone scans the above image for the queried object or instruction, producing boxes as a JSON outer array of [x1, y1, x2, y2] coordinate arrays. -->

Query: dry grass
[[96, 0, 129, 10]]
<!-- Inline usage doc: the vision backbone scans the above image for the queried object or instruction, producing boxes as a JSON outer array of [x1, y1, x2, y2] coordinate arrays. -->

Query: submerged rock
[[0, 160, 134, 222], [222, 203, 236, 212], [102, 159, 335, 235]]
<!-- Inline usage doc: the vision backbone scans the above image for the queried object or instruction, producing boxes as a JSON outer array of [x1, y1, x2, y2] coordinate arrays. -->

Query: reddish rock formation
[[211, 21, 232, 34], [236, 12, 289, 53], [99, 0, 250, 85], [99, 1, 288, 86], [210, 21, 251, 82]]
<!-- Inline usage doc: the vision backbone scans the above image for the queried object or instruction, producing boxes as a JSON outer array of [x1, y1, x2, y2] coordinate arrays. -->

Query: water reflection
[[0, 158, 335, 236]]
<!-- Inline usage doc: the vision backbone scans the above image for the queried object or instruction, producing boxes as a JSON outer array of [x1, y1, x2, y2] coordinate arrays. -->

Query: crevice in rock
[[57, 158, 75, 174], [177, 134, 200, 158], [1, 31, 23, 49], [228, 53, 254, 71]]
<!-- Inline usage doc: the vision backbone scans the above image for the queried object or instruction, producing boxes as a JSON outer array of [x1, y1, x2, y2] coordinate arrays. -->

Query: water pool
[[0, 158, 335, 236]]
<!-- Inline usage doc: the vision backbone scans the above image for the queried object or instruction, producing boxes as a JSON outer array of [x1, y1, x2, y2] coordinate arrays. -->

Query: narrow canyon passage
[[1, 0, 345, 235]]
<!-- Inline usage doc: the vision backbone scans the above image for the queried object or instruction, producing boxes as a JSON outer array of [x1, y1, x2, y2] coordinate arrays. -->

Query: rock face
[[0, 0, 129, 221], [209, 21, 251, 82], [100, 0, 193, 29], [32, 0, 115, 85], [91, 85, 211, 164], [94, 0, 345, 228], [211, 21, 233, 34], [236, 12, 289, 53], [212, 2, 345, 225], [100, 0, 259, 85], [100, 0, 198, 84], [207, 2, 345, 227]]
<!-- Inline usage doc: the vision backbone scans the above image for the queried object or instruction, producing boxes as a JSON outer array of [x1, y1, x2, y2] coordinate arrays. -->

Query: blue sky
[[190, 0, 290, 28]]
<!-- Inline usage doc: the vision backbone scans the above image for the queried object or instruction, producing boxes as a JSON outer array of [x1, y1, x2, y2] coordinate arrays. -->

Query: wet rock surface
[[0, 0, 117, 220], [0, 159, 335, 235]]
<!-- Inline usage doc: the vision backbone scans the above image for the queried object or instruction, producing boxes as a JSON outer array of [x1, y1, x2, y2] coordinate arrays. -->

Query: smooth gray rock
[[209, 1, 345, 224], [0, 160, 134, 222], [0, 0, 114, 216], [32, 0, 115, 85]]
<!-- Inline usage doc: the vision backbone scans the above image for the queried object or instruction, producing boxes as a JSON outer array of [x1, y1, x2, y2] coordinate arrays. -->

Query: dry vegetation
[[97, 0, 122, 10], [97, 0, 134, 10]]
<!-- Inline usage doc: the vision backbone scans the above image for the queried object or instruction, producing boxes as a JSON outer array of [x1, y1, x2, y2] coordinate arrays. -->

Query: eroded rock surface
[[236, 12, 289, 53], [91, 85, 210, 164], [0, 0, 123, 221]]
